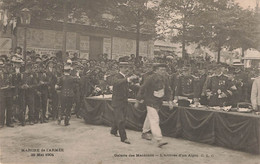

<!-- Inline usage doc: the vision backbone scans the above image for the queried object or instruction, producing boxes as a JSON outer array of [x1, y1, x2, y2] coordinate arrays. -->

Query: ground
[[0, 116, 259, 164]]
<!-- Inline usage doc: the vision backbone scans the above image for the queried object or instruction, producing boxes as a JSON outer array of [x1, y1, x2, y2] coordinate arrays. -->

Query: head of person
[[119, 62, 129, 75], [182, 66, 191, 76], [153, 63, 167, 75], [15, 47, 22, 55], [216, 66, 226, 76], [47, 61, 55, 72], [64, 65, 72, 75]]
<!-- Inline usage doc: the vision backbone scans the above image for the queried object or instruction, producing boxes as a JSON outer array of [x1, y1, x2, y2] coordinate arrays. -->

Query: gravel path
[[0, 116, 259, 164]]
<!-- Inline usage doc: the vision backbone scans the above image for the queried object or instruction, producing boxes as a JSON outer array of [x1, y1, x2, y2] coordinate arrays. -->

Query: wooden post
[[23, 27, 27, 66], [62, 0, 68, 62]]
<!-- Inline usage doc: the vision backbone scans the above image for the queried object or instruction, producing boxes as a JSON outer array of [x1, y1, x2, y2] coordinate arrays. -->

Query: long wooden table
[[81, 96, 260, 154]]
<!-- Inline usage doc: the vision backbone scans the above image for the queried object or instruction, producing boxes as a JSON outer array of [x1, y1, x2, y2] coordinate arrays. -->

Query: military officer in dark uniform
[[11, 56, 25, 125], [205, 66, 237, 107], [46, 60, 58, 120], [174, 67, 200, 107], [34, 57, 48, 123], [56, 65, 76, 126], [21, 62, 38, 125], [0, 58, 15, 128], [71, 63, 81, 118]]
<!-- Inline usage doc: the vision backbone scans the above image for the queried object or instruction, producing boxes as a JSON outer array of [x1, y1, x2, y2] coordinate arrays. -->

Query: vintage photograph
[[0, 0, 260, 164]]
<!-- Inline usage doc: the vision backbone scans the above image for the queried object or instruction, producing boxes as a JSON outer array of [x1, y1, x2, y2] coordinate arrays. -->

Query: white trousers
[[142, 106, 162, 141]]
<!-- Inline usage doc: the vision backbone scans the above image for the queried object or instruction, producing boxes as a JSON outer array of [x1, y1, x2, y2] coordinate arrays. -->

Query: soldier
[[46, 60, 58, 120], [71, 63, 81, 118], [56, 65, 76, 126], [21, 62, 38, 125], [11, 56, 25, 126], [0, 58, 15, 128], [135, 63, 173, 148], [205, 66, 237, 107], [174, 66, 200, 107], [35, 57, 48, 123]]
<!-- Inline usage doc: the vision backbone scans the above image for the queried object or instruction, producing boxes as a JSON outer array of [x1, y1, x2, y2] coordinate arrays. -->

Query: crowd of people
[[0, 47, 258, 130]]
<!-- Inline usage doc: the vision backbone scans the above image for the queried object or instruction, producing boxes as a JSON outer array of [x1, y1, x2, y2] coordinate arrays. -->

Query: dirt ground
[[0, 116, 259, 164]]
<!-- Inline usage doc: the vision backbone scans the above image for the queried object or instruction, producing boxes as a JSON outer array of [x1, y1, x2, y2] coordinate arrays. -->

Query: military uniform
[[46, 67, 58, 120], [35, 68, 49, 123], [206, 74, 236, 107], [57, 67, 77, 126], [22, 70, 38, 125], [175, 74, 200, 106], [12, 65, 24, 125], [0, 63, 15, 127]]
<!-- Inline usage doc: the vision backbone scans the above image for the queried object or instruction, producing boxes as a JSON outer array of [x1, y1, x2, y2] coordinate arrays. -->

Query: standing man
[[0, 58, 14, 128], [11, 57, 24, 126], [251, 76, 260, 111], [135, 63, 173, 148], [110, 62, 137, 144], [56, 65, 76, 126], [174, 67, 200, 107]]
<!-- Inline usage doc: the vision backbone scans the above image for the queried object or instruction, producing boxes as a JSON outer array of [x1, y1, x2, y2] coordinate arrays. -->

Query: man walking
[[135, 63, 173, 148], [110, 62, 137, 144]]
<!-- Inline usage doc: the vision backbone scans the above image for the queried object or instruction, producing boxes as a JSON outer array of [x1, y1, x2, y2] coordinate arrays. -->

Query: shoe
[[111, 133, 120, 137], [158, 141, 168, 148], [21, 122, 25, 126], [6, 123, 14, 127], [122, 139, 131, 144], [57, 119, 61, 125], [43, 120, 48, 123], [29, 121, 34, 125], [142, 133, 152, 140], [34, 120, 39, 124], [64, 117, 70, 126]]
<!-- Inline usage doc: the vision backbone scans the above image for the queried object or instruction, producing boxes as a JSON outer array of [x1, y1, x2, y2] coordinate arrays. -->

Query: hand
[[37, 91, 41, 96], [168, 101, 174, 110], [206, 91, 213, 97], [13, 95, 18, 100], [173, 99, 178, 104], [220, 92, 227, 98], [134, 101, 139, 109]]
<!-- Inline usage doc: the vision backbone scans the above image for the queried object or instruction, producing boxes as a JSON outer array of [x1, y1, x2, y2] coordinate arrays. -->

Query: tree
[[195, 0, 258, 63], [158, 0, 205, 59], [0, 0, 120, 60], [102, 0, 158, 64]]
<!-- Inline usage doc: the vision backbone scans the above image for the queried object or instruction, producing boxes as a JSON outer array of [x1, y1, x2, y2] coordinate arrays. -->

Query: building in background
[[0, 18, 154, 60], [243, 48, 260, 68]]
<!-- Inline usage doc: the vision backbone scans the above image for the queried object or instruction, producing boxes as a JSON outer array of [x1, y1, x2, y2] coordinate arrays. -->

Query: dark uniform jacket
[[58, 75, 76, 98], [175, 75, 200, 99], [111, 73, 129, 107], [137, 73, 172, 109]]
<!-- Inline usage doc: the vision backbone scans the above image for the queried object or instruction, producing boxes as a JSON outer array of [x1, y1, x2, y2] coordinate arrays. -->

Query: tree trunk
[[62, 0, 68, 62], [135, 10, 140, 65], [182, 18, 186, 61]]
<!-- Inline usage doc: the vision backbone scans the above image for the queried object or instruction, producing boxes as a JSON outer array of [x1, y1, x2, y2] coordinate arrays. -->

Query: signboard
[[80, 35, 90, 59], [17, 27, 77, 51], [103, 37, 111, 57], [112, 37, 150, 60], [0, 38, 11, 55]]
